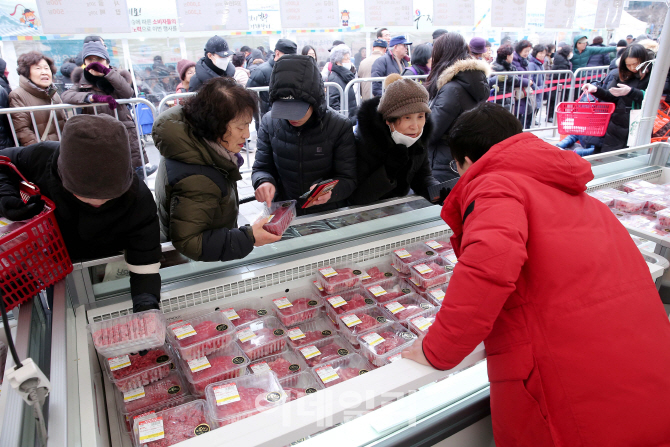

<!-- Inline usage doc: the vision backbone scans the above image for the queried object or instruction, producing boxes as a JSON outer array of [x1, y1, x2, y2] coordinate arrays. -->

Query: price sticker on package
[[133, 411, 156, 425], [362, 332, 385, 347], [340, 314, 362, 327], [411, 316, 433, 332], [315, 365, 340, 384], [266, 214, 275, 223], [394, 249, 411, 259], [221, 308, 240, 321], [368, 285, 387, 297], [108, 354, 131, 371], [300, 345, 322, 359], [213, 383, 241, 406], [250, 362, 271, 373], [429, 289, 445, 302], [172, 323, 197, 340], [409, 277, 420, 286], [327, 296, 347, 308], [355, 269, 371, 280], [313, 281, 325, 292], [273, 298, 293, 309], [413, 264, 433, 275], [287, 327, 306, 340], [188, 356, 212, 373], [138, 417, 164, 442], [388, 353, 403, 363], [445, 252, 458, 265], [319, 267, 338, 278], [123, 386, 146, 402], [385, 302, 406, 314], [425, 240, 443, 250], [237, 328, 257, 343]]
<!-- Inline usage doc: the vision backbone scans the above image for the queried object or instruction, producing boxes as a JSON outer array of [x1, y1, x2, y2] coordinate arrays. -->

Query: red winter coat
[[423, 133, 670, 447]]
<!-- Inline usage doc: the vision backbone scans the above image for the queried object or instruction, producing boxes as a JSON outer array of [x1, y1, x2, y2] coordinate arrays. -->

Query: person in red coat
[[402, 102, 670, 446]]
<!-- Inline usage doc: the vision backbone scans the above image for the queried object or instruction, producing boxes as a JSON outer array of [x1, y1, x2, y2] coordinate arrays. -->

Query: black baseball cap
[[275, 39, 297, 55], [328, 40, 345, 51], [272, 97, 311, 121], [432, 29, 448, 40], [373, 39, 388, 48], [204, 35, 231, 57]]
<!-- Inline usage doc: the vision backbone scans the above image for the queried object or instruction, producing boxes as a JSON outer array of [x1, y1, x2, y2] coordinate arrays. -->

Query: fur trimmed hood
[[437, 59, 491, 90]]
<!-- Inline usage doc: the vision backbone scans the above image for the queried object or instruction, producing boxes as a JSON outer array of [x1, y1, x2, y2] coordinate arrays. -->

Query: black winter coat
[[427, 59, 491, 182], [252, 55, 357, 214], [0, 87, 14, 149], [551, 54, 572, 71], [586, 44, 611, 67], [246, 58, 275, 118], [188, 57, 235, 92], [0, 142, 161, 303], [349, 96, 439, 205], [592, 68, 651, 152], [328, 64, 357, 121], [371, 51, 409, 97]]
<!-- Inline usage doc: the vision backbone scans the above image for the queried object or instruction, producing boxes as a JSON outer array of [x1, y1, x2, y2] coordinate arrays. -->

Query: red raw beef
[[266, 357, 300, 378], [234, 309, 264, 326], [321, 268, 359, 294], [125, 397, 192, 433], [374, 291, 405, 304], [191, 356, 246, 395], [361, 267, 386, 284], [394, 305, 425, 321], [137, 404, 208, 446], [263, 204, 294, 235], [304, 342, 350, 367], [395, 250, 429, 265], [92, 312, 161, 349], [238, 327, 286, 360], [111, 348, 171, 392], [283, 387, 307, 401], [374, 332, 407, 354], [121, 374, 185, 414], [322, 367, 367, 387], [277, 297, 319, 326], [173, 320, 232, 360], [212, 386, 277, 426], [334, 293, 370, 314], [414, 262, 447, 288], [290, 330, 328, 347], [356, 314, 382, 332]]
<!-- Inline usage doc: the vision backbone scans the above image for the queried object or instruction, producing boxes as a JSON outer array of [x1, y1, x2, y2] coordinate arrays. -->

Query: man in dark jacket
[[252, 55, 357, 214], [371, 36, 412, 97], [188, 35, 236, 92], [0, 115, 161, 312], [0, 58, 11, 95], [59, 59, 77, 91], [586, 36, 611, 67], [0, 87, 13, 149]]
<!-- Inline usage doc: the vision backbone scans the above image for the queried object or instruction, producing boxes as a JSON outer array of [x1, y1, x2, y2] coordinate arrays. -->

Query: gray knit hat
[[377, 74, 431, 121], [58, 114, 133, 200]]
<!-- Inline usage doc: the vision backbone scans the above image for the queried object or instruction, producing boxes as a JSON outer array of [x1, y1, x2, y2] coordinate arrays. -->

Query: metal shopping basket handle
[[0, 155, 40, 196]]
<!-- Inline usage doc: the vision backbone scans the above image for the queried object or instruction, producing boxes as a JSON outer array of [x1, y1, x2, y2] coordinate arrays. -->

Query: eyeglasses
[[449, 160, 458, 173]]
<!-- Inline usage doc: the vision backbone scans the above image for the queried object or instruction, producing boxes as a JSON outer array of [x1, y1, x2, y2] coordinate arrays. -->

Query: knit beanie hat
[[82, 41, 110, 62], [58, 114, 133, 200], [377, 74, 431, 121], [177, 59, 195, 81]]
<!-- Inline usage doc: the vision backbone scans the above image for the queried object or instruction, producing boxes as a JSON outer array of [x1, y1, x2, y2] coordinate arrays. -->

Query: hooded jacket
[[424, 132, 670, 447], [327, 63, 357, 121], [0, 58, 10, 95], [246, 57, 275, 119], [8, 76, 66, 146], [188, 56, 235, 93], [252, 55, 357, 213], [152, 105, 255, 262], [571, 34, 616, 72], [0, 87, 13, 149], [586, 43, 611, 67], [427, 59, 491, 182], [349, 96, 439, 205], [371, 51, 410, 97]]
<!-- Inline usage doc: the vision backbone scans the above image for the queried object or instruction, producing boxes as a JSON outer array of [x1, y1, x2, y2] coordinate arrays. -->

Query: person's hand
[[251, 218, 282, 246], [401, 333, 434, 367], [609, 83, 632, 97], [582, 83, 597, 94], [305, 183, 332, 208], [255, 182, 276, 208], [85, 62, 111, 76], [91, 94, 118, 110], [0, 195, 45, 221]]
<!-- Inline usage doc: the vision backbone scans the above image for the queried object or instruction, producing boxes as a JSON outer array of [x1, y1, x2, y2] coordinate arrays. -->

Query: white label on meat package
[[425, 240, 443, 250], [362, 332, 385, 347], [123, 386, 146, 402], [300, 345, 322, 359], [391, 263, 401, 272], [237, 328, 257, 342], [188, 356, 212, 373], [313, 281, 324, 291], [108, 354, 131, 371], [172, 323, 197, 340], [273, 298, 293, 309], [266, 214, 275, 223], [394, 249, 411, 259], [429, 289, 445, 302], [356, 269, 371, 280], [319, 267, 338, 278], [221, 308, 240, 320], [167, 319, 183, 328], [413, 264, 433, 275], [288, 328, 306, 340], [411, 316, 433, 331], [409, 277, 420, 286], [214, 383, 241, 405], [327, 296, 347, 308], [445, 252, 458, 265], [385, 302, 406, 314], [250, 362, 271, 373], [315, 365, 340, 384], [388, 353, 402, 363], [138, 417, 164, 442], [133, 411, 156, 424], [368, 285, 387, 297], [340, 314, 362, 327]]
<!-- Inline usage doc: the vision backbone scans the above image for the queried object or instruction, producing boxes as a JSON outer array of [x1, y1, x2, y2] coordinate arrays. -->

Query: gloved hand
[[0, 195, 45, 221], [438, 187, 452, 206], [90, 94, 118, 110], [85, 62, 111, 76], [132, 293, 160, 313]]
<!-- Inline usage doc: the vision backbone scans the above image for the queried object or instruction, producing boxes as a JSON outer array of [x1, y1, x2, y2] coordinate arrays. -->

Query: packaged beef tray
[[407, 314, 437, 336], [104, 344, 173, 393], [235, 316, 288, 361], [166, 311, 234, 361], [391, 244, 440, 275], [260, 200, 296, 236], [379, 294, 436, 324], [115, 369, 188, 416], [420, 283, 449, 307], [218, 300, 274, 327], [269, 288, 323, 327], [88, 309, 166, 358], [178, 342, 250, 397], [357, 322, 417, 367], [324, 288, 377, 327], [409, 257, 451, 290], [357, 261, 399, 286], [291, 334, 356, 368], [422, 239, 453, 255], [122, 395, 196, 433], [284, 315, 338, 348], [363, 277, 414, 304], [278, 371, 324, 402], [613, 196, 646, 214], [205, 370, 286, 428], [132, 399, 212, 446], [316, 264, 362, 294], [337, 306, 393, 348], [310, 353, 375, 388], [248, 349, 306, 378]]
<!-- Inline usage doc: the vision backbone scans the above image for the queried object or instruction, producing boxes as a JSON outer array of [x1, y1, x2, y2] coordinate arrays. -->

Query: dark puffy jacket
[[0, 87, 13, 149], [586, 44, 611, 67], [252, 55, 357, 214], [0, 142, 161, 304], [153, 106, 254, 262], [0, 58, 10, 95], [511, 52, 534, 116], [188, 57, 235, 92], [428, 59, 491, 182], [59, 62, 77, 89], [327, 64, 357, 121], [349, 96, 439, 205], [246, 57, 275, 118], [551, 53, 572, 71], [371, 51, 409, 97], [592, 68, 651, 152], [489, 61, 528, 110]]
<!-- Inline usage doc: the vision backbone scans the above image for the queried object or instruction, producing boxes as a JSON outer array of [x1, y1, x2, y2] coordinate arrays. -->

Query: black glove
[[0, 195, 45, 221], [438, 187, 452, 206], [132, 293, 160, 313]]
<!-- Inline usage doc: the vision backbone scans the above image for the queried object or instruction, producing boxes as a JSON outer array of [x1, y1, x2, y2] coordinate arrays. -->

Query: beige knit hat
[[377, 74, 431, 121]]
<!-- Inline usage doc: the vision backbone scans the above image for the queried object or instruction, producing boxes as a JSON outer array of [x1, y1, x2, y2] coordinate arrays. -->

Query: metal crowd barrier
[[568, 65, 611, 102], [342, 75, 428, 117]]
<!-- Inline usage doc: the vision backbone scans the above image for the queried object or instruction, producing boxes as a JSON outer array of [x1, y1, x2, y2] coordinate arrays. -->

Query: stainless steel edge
[[47, 281, 67, 447]]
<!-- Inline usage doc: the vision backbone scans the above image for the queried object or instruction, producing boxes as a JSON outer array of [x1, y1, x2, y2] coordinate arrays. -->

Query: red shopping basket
[[556, 93, 615, 137], [0, 156, 72, 311]]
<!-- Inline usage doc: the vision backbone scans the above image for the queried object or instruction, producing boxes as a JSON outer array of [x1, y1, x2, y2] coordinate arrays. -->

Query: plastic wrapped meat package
[[407, 314, 437, 336], [316, 263, 362, 294], [88, 310, 166, 358], [248, 349, 307, 378], [409, 257, 451, 290], [588, 191, 614, 207], [132, 399, 212, 446], [205, 371, 286, 428], [646, 197, 670, 215], [292, 334, 356, 368], [178, 342, 250, 397], [122, 395, 197, 433], [357, 261, 398, 286], [279, 371, 323, 401], [391, 244, 440, 275], [422, 239, 453, 255], [324, 288, 377, 327], [285, 315, 338, 348], [310, 353, 375, 388], [235, 316, 288, 361], [627, 191, 659, 209], [291, 221, 331, 236], [115, 370, 188, 416], [166, 311, 234, 361], [363, 277, 414, 304], [621, 180, 656, 193], [357, 322, 417, 367], [657, 208, 670, 229], [336, 306, 392, 347], [379, 294, 436, 324], [269, 288, 323, 327], [421, 283, 449, 307], [103, 344, 173, 393], [218, 300, 274, 327], [258, 200, 296, 236]]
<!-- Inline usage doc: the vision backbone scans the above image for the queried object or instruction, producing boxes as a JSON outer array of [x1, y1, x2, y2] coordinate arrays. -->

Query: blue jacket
[[370, 51, 409, 97]]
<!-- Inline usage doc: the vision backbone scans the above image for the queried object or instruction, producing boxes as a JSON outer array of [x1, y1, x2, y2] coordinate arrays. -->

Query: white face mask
[[341, 62, 352, 70], [214, 56, 230, 70], [389, 125, 423, 147]]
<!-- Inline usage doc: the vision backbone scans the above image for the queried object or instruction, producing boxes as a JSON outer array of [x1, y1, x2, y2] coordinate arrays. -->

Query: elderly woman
[[328, 44, 357, 122], [8, 51, 65, 146], [152, 77, 280, 262], [403, 43, 432, 78]]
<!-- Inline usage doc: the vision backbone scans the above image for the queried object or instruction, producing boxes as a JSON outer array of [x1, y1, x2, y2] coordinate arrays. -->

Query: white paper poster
[[36, 0, 131, 33], [490, 0, 527, 28], [279, 0, 339, 28], [175, 0, 249, 31], [543, 0, 575, 29], [432, 0, 474, 27], [594, 0, 623, 29], [364, 0, 413, 27]]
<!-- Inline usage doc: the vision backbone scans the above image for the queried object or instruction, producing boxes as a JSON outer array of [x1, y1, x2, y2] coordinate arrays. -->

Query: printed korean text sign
[[36, 0, 132, 33], [364, 0, 413, 27], [594, 0, 623, 28], [279, 0, 340, 28], [175, 0, 249, 31], [490, 0, 527, 28], [543, 0, 575, 29], [432, 0, 474, 27]]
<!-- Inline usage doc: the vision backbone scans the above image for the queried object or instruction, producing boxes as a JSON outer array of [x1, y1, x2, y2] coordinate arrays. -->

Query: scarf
[[206, 139, 244, 168], [83, 68, 115, 95], [203, 57, 225, 76]]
